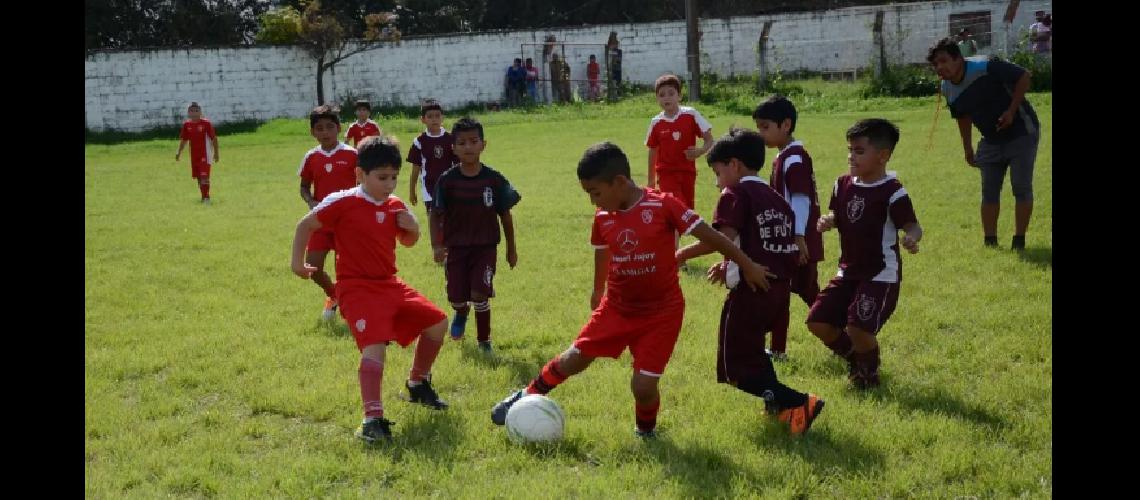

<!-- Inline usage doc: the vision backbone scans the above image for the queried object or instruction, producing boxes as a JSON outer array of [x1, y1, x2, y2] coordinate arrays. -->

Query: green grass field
[[85, 82, 1051, 497]]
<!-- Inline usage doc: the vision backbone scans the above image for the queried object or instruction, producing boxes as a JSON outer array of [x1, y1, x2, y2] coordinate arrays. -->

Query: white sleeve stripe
[[297, 150, 316, 176], [782, 155, 803, 174], [790, 194, 810, 236], [691, 109, 713, 132], [412, 137, 422, 149], [591, 243, 608, 249], [312, 188, 353, 213], [681, 217, 703, 236], [644, 118, 661, 145], [888, 187, 909, 204]]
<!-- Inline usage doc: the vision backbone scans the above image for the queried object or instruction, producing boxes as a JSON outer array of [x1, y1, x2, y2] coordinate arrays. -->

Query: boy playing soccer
[[645, 74, 714, 212], [429, 117, 520, 353], [291, 135, 450, 443], [751, 95, 825, 361], [807, 119, 923, 389], [175, 102, 219, 203], [298, 105, 360, 321], [676, 128, 824, 435], [407, 99, 456, 215], [345, 100, 382, 147], [490, 142, 777, 438]]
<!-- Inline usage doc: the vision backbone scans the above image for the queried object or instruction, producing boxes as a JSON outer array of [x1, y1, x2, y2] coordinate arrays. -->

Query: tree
[[296, 0, 401, 105], [85, 0, 271, 52]]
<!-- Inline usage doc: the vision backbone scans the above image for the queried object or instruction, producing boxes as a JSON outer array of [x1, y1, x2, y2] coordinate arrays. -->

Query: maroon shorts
[[806, 276, 901, 335], [444, 245, 497, 303], [306, 228, 335, 252], [337, 277, 447, 350], [573, 297, 685, 377], [656, 170, 696, 210], [717, 281, 790, 383], [191, 161, 211, 179], [790, 261, 820, 306]]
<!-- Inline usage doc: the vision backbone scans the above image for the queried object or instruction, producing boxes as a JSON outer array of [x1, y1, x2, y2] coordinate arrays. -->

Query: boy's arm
[[901, 222, 923, 254], [500, 210, 518, 269], [817, 210, 837, 232], [676, 225, 739, 263], [429, 210, 446, 264], [996, 70, 1032, 132], [591, 247, 608, 310], [396, 210, 420, 247], [956, 116, 975, 167], [408, 164, 422, 205], [689, 222, 775, 291], [647, 147, 658, 188], [291, 213, 323, 277], [175, 139, 187, 160], [211, 136, 219, 163], [299, 180, 317, 209], [685, 129, 716, 160]]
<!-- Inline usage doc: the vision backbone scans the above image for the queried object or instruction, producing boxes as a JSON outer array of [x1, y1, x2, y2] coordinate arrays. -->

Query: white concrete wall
[[84, 0, 1051, 132]]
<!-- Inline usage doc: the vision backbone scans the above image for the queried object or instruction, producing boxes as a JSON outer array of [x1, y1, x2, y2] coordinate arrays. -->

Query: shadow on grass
[[85, 120, 265, 145], [643, 436, 759, 498], [458, 340, 548, 386], [1015, 246, 1051, 269], [861, 383, 1009, 429], [750, 419, 886, 477]]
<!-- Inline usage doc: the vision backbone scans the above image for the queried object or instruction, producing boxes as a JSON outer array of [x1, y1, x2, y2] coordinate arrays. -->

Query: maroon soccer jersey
[[712, 176, 799, 285], [828, 173, 918, 283], [432, 164, 521, 247], [312, 187, 411, 281], [770, 141, 824, 262], [406, 129, 456, 203], [590, 189, 703, 316]]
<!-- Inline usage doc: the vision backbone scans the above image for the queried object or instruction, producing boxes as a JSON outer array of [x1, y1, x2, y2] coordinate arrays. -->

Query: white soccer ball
[[505, 394, 565, 443]]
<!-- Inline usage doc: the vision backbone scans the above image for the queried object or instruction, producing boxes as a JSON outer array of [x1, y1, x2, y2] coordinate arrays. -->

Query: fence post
[[757, 21, 772, 91], [873, 11, 886, 78]]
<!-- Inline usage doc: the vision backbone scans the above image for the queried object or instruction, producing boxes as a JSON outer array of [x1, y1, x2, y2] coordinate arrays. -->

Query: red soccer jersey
[[345, 120, 381, 147], [828, 173, 918, 283], [644, 106, 712, 174], [180, 119, 217, 165], [312, 187, 411, 281], [590, 188, 703, 315], [770, 140, 824, 262], [298, 143, 359, 202]]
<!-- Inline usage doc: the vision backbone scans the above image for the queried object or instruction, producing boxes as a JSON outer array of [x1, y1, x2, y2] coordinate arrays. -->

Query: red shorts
[[306, 228, 335, 252], [336, 277, 447, 351], [445, 245, 497, 303], [806, 276, 901, 335], [655, 170, 696, 210], [572, 297, 684, 377], [718, 281, 789, 383], [191, 161, 211, 179]]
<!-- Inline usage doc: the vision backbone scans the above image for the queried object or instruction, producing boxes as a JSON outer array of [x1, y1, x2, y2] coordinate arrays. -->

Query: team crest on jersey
[[640, 209, 653, 224], [376, 211, 386, 224], [325, 163, 333, 173], [355, 319, 367, 332], [433, 145, 444, 159], [483, 266, 494, 286], [847, 195, 865, 223], [617, 228, 639, 254], [856, 294, 876, 321], [483, 187, 494, 207]]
